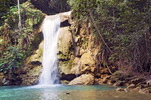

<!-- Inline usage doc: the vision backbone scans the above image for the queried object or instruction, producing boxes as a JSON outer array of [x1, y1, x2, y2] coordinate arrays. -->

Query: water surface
[[0, 85, 151, 100]]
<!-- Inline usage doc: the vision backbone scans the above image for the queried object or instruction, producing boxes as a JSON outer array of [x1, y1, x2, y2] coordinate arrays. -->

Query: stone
[[59, 63, 71, 75], [139, 88, 151, 94], [29, 41, 43, 63], [59, 11, 72, 23], [70, 52, 96, 75], [127, 84, 136, 89], [80, 49, 85, 56], [68, 74, 94, 85], [58, 27, 73, 55], [21, 65, 42, 85], [94, 78, 102, 85], [65, 92, 70, 95], [57, 26, 75, 80], [80, 52, 96, 73], [19, 40, 43, 85], [60, 80, 70, 84], [147, 80, 151, 86], [0, 73, 4, 85], [70, 57, 81, 75], [116, 88, 125, 91], [102, 76, 111, 83]]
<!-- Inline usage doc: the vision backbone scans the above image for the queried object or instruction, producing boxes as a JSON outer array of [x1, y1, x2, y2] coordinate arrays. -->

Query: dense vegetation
[[0, 0, 151, 84], [0, 1, 43, 78], [68, 0, 151, 74]]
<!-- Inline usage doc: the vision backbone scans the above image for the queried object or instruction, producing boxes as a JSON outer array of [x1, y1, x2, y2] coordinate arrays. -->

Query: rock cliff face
[[10, 4, 116, 85], [19, 15, 114, 85], [20, 41, 43, 85], [57, 21, 103, 85]]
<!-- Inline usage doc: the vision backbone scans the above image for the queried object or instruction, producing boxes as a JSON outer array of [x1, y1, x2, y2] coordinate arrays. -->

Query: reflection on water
[[0, 85, 151, 100]]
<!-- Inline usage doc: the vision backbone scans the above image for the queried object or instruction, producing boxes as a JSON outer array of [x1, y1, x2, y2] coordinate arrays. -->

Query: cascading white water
[[39, 15, 60, 85]]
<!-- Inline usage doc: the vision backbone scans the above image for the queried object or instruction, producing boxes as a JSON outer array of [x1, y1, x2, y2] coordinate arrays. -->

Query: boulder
[[80, 52, 96, 73], [147, 80, 151, 86], [116, 88, 125, 91], [57, 26, 75, 81], [58, 27, 73, 56], [70, 57, 81, 75], [102, 76, 111, 83], [60, 80, 70, 84], [70, 52, 96, 76], [139, 88, 151, 94], [68, 74, 94, 85], [127, 84, 136, 89], [21, 65, 42, 85]]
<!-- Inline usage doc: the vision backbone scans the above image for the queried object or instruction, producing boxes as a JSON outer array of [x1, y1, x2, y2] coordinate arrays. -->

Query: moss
[[67, 59, 74, 68], [0, 1, 44, 76], [81, 37, 88, 49]]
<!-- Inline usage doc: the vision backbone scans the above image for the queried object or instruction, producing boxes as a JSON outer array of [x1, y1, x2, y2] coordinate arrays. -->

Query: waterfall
[[39, 15, 60, 85]]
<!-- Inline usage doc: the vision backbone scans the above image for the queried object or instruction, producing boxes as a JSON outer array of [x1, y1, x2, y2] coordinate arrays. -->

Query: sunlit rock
[[68, 74, 94, 85]]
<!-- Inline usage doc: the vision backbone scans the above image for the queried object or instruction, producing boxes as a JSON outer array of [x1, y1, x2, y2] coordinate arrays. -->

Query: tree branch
[[89, 10, 113, 53]]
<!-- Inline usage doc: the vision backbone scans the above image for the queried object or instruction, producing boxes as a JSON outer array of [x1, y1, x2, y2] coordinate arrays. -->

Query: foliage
[[0, 0, 27, 25], [0, 1, 43, 77], [49, 0, 70, 12], [68, 0, 151, 73], [0, 0, 12, 25]]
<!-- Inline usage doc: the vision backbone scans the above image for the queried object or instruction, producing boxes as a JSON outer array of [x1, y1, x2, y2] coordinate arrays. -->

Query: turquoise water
[[0, 85, 151, 100]]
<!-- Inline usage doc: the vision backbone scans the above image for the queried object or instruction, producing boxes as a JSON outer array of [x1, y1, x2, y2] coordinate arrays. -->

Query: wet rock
[[102, 76, 111, 83], [21, 65, 42, 85], [0, 73, 4, 85], [60, 80, 70, 84], [139, 88, 151, 94], [127, 84, 136, 89], [124, 88, 129, 92], [65, 92, 70, 94], [94, 78, 103, 85], [68, 74, 94, 85], [147, 80, 151, 86], [116, 88, 125, 91]]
